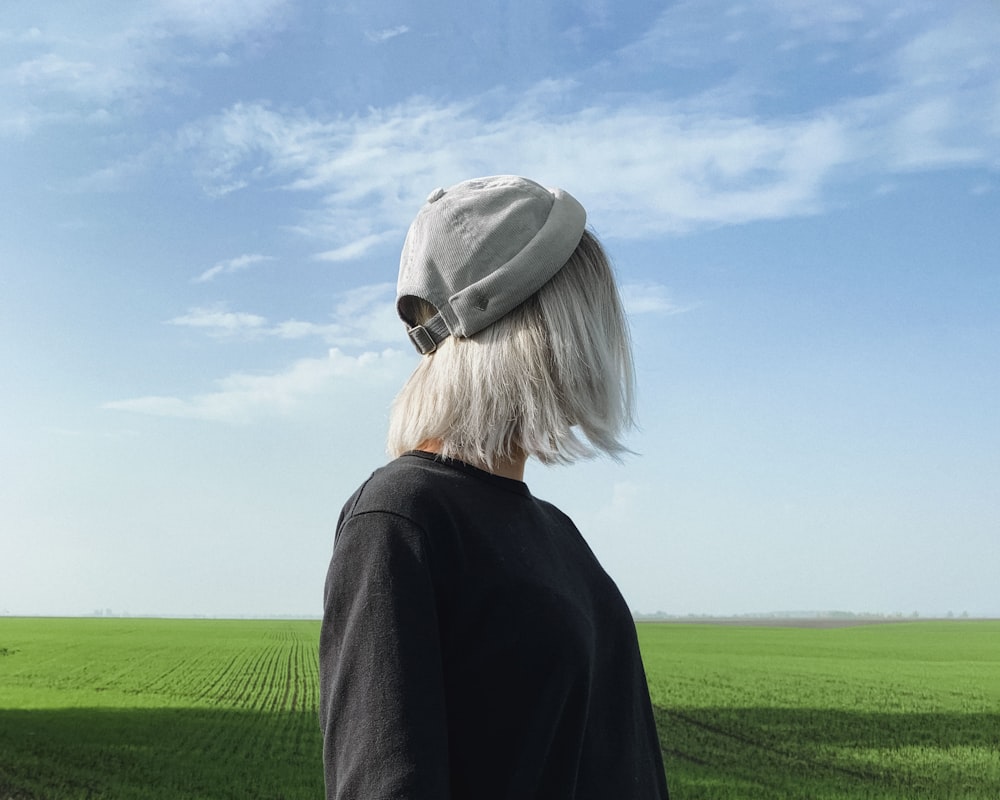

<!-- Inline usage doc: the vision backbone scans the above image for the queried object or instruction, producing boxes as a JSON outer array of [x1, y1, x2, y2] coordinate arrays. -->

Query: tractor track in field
[[667, 708, 889, 784]]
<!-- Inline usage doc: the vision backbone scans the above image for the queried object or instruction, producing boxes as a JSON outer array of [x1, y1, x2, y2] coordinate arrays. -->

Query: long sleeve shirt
[[320, 451, 669, 799]]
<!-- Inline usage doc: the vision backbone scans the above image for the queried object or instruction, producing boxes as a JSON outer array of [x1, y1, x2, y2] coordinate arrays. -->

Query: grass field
[[0, 618, 322, 799], [639, 621, 1000, 799], [1, 618, 997, 798]]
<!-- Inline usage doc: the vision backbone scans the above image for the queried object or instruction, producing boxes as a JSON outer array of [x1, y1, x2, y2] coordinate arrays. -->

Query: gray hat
[[396, 175, 587, 354]]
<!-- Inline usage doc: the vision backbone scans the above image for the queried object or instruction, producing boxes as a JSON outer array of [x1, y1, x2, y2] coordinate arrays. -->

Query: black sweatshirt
[[320, 451, 669, 799]]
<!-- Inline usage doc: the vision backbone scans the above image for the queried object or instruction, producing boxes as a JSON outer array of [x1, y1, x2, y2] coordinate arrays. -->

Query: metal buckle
[[407, 324, 438, 355]]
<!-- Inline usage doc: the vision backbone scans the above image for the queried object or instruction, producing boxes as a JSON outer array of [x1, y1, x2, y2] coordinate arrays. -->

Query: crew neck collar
[[403, 450, 531, 496]]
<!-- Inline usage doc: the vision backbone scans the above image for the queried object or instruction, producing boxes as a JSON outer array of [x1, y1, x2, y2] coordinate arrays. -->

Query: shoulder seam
[[338, 507, 435, 562], [347, 507, 428, 532]]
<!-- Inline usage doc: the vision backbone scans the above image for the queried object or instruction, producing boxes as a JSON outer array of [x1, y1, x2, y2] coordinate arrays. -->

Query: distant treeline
[[633, 610, 977, 621]]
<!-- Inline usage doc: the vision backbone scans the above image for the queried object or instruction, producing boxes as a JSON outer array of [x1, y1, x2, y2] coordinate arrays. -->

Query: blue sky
[[1, 0, 997, 618]]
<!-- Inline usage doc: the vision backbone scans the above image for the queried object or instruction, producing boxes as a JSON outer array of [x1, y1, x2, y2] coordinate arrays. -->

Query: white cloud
[[194, 253, 273, 283], [878, 8, 1000, 170], [168, 282, 401, 347], [68, 146, 163, 191], [16, 1, 994, 246], [313, 234, 393, 263], [365, 26, 410, 44], [178, 95, 853, 241], [152, 0, 294, 43], [15, 53, 106, 93], [615, 1, 999, 177], [888, 98, 985, 169], [0, 0, 294, 135], [165, 4, 994, 243], [127, 284, 406, 424], [893, 7, 1000, 89], [761, 0, 867, 33], [103, 347, 409, 424], [133, 273, 683, 425], [331, 283, 402, 346], [6, 47, 164, 111], [169, 306, 267, 335], [620, 283, 692, 316]]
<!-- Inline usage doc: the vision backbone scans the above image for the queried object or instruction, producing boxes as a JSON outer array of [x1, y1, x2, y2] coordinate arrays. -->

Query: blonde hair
[[388, 230, 635, 471]]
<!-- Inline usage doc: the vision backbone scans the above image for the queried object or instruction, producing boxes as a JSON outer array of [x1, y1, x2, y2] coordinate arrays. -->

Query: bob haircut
[[387, 229, 636, 471]]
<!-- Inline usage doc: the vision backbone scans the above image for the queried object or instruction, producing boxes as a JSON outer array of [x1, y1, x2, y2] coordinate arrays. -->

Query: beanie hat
[[396, 175, 587, 354]]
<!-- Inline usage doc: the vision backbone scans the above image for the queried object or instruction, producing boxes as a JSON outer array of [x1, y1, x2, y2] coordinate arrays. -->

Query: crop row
[[639, 622, 1000, 800], [0, 619, 324, 799], [3, 618, 997, 799]]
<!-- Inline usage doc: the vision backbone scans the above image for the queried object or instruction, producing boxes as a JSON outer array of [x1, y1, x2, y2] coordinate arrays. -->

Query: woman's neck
[[415, 440, 527, 482]]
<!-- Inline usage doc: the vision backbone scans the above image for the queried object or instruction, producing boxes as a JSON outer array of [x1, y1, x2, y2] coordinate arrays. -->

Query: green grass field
[[0, 618, 322, 799], [639, 621, 1000, 799], [1, 618, 997, 799]]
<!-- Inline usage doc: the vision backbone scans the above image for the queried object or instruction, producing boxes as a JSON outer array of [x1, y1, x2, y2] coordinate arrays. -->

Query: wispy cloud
[[151, 0, 294, 44], [313, 234, 393, 263], [365, 25, 410, 44], [329, 283, 401, 346], [879, 7, 1000, 170], [177, 94, 851, 241], [168, 283, 401, 346], [194, 253, 273, 283], [169, 306, 268, 335], [3, 45, 167, 128], [0, 0, 294, 135], [170, 1, 998, 245], [135, 275, 687, 424], [13, 53, 127, 99], [620, 283, 693, 316], [28, 2, 993, 250], [888, 98, 984, 169], [103, 347, 408, 423]]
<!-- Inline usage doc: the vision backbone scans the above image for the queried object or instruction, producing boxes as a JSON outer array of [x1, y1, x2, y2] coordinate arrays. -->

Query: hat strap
[[406, 313, 450, 355]]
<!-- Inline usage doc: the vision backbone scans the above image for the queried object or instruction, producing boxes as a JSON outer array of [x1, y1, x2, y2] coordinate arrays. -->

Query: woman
[[320, 176, 669, 799]]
